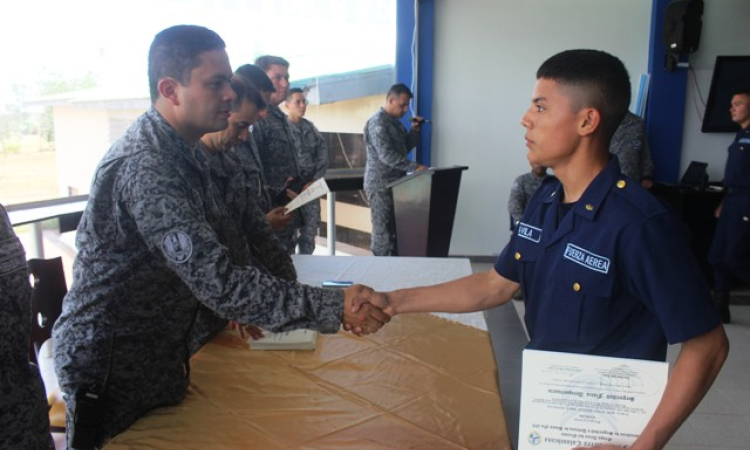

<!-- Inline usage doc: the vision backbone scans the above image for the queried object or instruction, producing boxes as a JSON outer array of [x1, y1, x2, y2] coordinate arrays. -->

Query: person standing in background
[[363, 83, 427, 256], [253, 55, 303, 254], [286, 88, 329, 254], [508, 161, 548, 230], [609, 110, 654, 188], [232, 64, 292, 232], [708, 87, 750, 324]]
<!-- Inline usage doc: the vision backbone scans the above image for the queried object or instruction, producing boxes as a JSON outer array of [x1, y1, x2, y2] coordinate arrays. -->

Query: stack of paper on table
[[249, 329, 318, 350]]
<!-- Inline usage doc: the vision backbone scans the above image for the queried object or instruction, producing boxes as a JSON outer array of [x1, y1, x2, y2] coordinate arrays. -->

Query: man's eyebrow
[[532, 97, 546, 104]]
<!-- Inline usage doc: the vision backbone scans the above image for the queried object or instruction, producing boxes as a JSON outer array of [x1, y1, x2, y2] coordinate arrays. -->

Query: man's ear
[[578, 107, 601, 137], [157, 78, 180, 106]]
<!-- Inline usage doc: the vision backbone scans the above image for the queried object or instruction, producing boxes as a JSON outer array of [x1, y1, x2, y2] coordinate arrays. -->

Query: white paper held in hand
[[283, 178, 330, 215]]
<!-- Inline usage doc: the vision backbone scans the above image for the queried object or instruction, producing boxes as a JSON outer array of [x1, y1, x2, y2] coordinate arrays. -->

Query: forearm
[[388, 269, 516, 315], [630, 325, 728, 450]]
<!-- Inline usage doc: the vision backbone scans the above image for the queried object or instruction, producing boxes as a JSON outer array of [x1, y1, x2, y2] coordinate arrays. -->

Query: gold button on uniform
[[585, 204, 594, 211], [573, 282, 581, 292], [515, 252, 521, 260], [616, 180, 626, 189]]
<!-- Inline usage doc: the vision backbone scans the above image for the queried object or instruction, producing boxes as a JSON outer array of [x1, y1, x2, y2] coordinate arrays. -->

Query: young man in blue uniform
[[355, 49, 728, 450], [708, 87, 750, 324]]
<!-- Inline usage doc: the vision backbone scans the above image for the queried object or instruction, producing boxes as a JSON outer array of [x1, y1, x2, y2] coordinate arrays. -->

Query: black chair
[[27, 257, 68, 433], [27, 257, 66, 364]]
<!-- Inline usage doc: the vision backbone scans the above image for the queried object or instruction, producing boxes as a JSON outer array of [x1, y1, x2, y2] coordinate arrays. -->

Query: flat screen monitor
[[702, 55, 750, 133]]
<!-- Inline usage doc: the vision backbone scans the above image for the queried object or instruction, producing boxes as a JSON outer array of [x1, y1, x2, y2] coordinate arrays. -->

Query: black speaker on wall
[[662, 0, 704, 71]]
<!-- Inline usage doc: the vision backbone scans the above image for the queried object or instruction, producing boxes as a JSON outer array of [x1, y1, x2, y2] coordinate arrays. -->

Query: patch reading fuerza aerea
[[162, 230, 193, 263], [563, 243, 610, 274]]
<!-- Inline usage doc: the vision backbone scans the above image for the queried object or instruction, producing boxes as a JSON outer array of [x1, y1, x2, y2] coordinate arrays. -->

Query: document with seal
[[519, 349, 668, 449]]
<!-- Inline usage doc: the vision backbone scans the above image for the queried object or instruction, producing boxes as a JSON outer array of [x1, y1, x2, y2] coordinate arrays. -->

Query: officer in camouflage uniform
[[0, 204, 55, 450], [233, 64, 291, 233], [253, 55, 303, 254], [52, 26, 388, 449], [364, 83, 427, 256], [609, 111, 654, 189], [190, 74, 294, 354], [286, 88, 329, 254], [507, 162, 548, 230]]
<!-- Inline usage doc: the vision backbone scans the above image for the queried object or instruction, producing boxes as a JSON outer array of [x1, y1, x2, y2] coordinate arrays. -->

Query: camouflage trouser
[[366, 188, 397, 256], [298, 200, 321, 255], [0, 366, 55, 450]]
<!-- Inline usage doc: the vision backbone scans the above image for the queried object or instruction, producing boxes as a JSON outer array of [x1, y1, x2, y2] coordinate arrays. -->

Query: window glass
[[0, 0, 395, 206]]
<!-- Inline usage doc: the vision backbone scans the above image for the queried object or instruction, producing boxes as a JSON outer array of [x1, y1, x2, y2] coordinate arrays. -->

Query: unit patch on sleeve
[[162, 230, 193, 264]]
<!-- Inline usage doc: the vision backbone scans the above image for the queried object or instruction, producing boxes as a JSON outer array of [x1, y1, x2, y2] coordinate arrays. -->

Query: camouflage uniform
[[234, 135, 273, 214], [508, 172, 546, 229], [52, 108, 344, 447], [0, 204, 55, 450], [609, 111, 654, 182], [253, 104, 302, 254], [188, 146, 298, 355], [289, 117, 329, 254], [364, 108, 419, 256]]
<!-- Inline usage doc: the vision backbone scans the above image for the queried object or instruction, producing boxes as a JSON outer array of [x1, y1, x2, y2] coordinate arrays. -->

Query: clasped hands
[[342, 284, 393, 336]]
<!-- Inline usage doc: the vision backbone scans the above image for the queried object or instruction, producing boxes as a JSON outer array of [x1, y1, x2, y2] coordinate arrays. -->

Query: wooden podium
[[387, 166, 468, 257]]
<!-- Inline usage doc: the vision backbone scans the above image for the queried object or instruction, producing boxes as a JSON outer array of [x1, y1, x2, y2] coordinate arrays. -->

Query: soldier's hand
[[341, 284, 391, 336], [266, 207, 292, 230]]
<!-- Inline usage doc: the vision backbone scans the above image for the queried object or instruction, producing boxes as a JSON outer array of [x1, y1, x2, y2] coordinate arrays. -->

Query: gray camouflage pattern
[[609, 111, 654, 182], [508, 172, 545, 227], [189, 145, 298, 354], [253, 104, 303, 253], [289, 117, 329, 254], [233, 137, 273, 214], [52, 108, 344, 445], [363, 108, 419, 255], [0, 204, 55, 450]]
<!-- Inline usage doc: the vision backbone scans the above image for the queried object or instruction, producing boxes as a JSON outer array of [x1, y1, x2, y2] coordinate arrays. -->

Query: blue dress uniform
[[495, 159, 720, 361], [709, 126, 750, 291]]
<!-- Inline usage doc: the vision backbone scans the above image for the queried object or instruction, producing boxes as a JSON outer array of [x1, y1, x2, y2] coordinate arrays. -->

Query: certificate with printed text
[[283, 178, 329, 214], [518, 349, 668, 449]]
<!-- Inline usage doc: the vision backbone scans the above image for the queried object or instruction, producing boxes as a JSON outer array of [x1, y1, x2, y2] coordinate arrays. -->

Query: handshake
[[341, 284, 394, 335]]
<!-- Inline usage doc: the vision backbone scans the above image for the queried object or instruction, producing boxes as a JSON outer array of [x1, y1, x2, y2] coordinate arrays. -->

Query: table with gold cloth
[[104, 256, 510, 450]]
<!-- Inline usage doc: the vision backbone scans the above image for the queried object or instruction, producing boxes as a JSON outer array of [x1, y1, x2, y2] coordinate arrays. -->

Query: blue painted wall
[[396, 0, 434, 166], [646, 0, 689, 183]]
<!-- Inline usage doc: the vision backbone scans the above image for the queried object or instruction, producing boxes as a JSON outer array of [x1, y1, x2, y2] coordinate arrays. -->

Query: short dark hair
[[387, 83, 413, 99], [733, 87, 750, 97], [234, 64, 275, 93], [148, 25, 226, 103], [230, 75, 266, 111], [537, 49, 631, 140], [287, 87, 305, 99], [254, 55, 290, 72]]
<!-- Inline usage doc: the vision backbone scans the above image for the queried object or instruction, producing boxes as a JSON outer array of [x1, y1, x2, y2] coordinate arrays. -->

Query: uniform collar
[[541, 157, 623, 222], [268, 104, 286, 120]]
